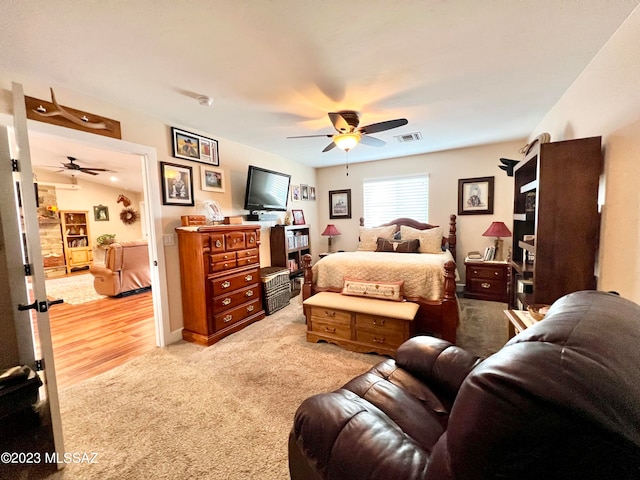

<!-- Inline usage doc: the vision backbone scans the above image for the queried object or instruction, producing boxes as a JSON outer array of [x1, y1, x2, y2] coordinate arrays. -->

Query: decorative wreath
[[120, 207, 140, 225]]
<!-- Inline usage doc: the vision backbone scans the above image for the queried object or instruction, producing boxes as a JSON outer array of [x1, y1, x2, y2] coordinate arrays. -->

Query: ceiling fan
[[54, 156, 113, 176], [287, 110, 408, 152]]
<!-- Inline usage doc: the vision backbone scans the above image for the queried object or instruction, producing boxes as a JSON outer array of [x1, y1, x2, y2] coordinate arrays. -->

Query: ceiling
[[2, 1, 638, 192]]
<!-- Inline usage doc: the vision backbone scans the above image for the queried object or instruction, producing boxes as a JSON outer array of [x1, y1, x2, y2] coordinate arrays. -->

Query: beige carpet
[[44, 296, 507, 480], [45, 273, 106, 305]]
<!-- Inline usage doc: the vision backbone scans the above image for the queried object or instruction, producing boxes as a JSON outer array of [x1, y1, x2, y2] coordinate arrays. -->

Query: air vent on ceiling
[[395, 132, 422, 143]]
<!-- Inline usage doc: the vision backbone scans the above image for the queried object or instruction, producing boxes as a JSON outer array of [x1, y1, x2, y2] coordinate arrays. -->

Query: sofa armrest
[[89, 265, 113, 277], [395, 336, 482, 402]]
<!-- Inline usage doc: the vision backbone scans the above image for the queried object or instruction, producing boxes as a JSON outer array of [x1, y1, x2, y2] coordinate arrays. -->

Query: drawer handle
[[373, 318, 385, 326], [223, 314, 233, 323], [215, 240, 222, 248], [494, 271, 499, 276], [221, 281, 231, 289], [245, 290, 254, 297], [325, 326, 336, 333], [245, 274, 253, 282], [373, 337, 385, 344], [246, 258, 252, 263], [249, 237, 255, 243], [481, 282, 491, 289], [224, 263, 229, 268], [323, 310, 336, 317], [247, 305, 254, 312], [222, 298, 232, 306]]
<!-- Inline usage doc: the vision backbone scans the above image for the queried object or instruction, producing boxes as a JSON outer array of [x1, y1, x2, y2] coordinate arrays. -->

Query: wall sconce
[[321, 224, 341, 253]]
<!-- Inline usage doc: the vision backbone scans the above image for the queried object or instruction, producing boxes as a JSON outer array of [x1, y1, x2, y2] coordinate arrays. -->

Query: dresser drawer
[[237, 248, 258, 258], [468, 278, 506, 296], [308, 306, 352, 325], [309, 319, 351, 341], [213, 298, 262, 330], [207, 233, 226, 253], [210, 258, 237, 273], [212, 285, 259, 311], [355, 313, 406, 334], [211, 268, 260, 295], [225, 232, 247, 251], [466, 264, 505, 280], [355, 329, 405, 350], [237, 256, 258, 268]]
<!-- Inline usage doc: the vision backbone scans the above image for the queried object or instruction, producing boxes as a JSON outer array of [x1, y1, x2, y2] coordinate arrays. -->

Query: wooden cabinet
[[60, 210, 93, 273], [176, 225, 265, 346], [465, 260, 508, 302], [270, 225, 310, 276], [509, 136, 602, 309]]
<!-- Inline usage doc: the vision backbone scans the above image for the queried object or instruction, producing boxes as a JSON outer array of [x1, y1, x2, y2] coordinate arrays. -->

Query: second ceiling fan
[[287, 110, 408, 152]]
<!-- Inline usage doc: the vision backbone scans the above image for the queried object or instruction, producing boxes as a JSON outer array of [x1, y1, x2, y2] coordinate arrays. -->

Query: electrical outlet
[[163, 234, 175, 246]]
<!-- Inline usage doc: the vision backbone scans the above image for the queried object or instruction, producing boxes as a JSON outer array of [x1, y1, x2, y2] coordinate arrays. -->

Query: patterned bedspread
[[312, 251, 457, 300]]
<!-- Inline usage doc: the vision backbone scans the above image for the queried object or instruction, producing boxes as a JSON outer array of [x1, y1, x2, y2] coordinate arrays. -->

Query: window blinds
[[362, 174, 429, 227]]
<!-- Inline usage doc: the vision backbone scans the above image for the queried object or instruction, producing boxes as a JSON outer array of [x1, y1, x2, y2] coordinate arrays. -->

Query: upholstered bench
[[303, 292, 419, 356]]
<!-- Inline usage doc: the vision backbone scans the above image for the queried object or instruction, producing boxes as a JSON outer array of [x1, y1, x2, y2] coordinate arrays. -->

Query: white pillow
[[356, 225, 397, 251], [400, 225, 444, 254]]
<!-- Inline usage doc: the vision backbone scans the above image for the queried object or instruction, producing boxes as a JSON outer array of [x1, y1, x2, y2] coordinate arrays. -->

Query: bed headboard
[[359, 214, 457, 263]]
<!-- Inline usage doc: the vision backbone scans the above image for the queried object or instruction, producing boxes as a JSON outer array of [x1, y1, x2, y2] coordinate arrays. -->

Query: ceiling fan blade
[[287, 134, 333, 139], [358, 118, 408, 135], [360, 135, 386, 147], [322, 142, 337, 152], [79, 169, 100, 176], [82, 168, 111, 172]]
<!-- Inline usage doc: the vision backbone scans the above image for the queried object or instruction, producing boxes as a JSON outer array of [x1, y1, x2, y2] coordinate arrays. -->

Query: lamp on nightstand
[[321, 224, 341, 253], [482, 221, 512, 261]]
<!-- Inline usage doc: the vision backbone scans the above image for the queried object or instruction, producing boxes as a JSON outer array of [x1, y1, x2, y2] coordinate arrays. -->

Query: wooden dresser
[[176, 225, 265, 346]]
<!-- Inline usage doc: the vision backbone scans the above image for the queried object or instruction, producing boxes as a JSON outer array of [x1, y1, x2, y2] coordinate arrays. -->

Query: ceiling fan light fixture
[[334, 132, 361, 151]]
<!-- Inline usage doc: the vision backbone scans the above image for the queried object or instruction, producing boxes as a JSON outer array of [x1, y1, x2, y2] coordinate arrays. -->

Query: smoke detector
[[197, 95, 214, 107]]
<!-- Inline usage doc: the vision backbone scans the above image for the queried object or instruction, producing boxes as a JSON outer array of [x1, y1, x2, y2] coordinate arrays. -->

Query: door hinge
[[35, 359, 44, 371], [12, 158, 19, 172], [24, 263, 32, 276]]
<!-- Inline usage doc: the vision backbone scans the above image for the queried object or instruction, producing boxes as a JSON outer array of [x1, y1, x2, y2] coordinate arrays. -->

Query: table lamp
[[321, 224, 341, 253], [482, 221, 512, 261]]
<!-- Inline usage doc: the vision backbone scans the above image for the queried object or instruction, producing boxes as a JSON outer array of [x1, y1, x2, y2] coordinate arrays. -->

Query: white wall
[[316, 140, 524, 282], [530, 6, 640, 303]]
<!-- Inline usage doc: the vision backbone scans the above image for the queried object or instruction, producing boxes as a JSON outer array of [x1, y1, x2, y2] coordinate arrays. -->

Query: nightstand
[[464, 260, 509, 303]]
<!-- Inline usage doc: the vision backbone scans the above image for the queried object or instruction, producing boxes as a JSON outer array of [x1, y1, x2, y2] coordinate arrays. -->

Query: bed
[[301, 215, 459, 343]]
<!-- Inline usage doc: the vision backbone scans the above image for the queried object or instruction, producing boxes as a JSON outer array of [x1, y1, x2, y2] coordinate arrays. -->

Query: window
[[362, 174, 429, 227]]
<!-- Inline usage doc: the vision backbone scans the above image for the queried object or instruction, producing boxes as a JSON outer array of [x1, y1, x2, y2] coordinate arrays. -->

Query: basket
[[260, 267, 291, 315]]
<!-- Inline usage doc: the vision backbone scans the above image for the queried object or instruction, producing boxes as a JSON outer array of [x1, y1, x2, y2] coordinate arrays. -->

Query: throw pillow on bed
[[399, 225, 444, 254], [356, 225, 397, 251], [375, 238, 420, 253], [342, 278, 404, 301]]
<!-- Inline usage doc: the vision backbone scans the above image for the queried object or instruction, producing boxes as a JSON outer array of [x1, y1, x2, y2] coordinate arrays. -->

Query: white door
[[0, 83, 65, 466]]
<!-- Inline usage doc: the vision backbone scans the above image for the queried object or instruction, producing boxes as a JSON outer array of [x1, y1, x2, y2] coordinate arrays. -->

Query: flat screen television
[[243, 165, 291, 212]]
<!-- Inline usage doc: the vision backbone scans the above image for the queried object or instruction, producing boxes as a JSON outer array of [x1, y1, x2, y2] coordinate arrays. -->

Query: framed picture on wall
[[200, 165, 225, 193], [171, 127, 219, 166], [329, 189, 351, 219], [93, 205, 109, 221], [457, 176, 494, 215], [161, 162, 194, 206]]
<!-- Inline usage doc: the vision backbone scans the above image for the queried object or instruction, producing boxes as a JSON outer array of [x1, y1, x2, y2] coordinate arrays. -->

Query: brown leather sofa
[[289, 291, 640, 479], [89, 240, 151, 296]]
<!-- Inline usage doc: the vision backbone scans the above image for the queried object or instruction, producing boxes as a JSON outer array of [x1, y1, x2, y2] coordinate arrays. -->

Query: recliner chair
[[289, 291, 640, 479], [89, 240, 151, 296]]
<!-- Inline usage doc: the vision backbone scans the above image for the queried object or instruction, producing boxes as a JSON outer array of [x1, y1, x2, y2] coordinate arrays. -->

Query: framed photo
[[171, 127, 219, 166], [458, 176, 494, 215], [200, 165, 225, 193], [329, 189, 352, 219], [300, 184, 309, 200], [309, 186, 316, 201], [93, 205, 109, 221], [290, 184, 300, 201], [161, 162, 194, 206], [292, 209, 305, 225]]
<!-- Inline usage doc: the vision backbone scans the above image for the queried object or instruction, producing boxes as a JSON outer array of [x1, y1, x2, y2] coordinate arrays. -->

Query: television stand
[[245, 212, 279, 222]]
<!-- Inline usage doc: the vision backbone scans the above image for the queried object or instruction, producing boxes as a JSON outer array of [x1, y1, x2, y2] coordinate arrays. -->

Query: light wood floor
[[44, 291, 156, 390]]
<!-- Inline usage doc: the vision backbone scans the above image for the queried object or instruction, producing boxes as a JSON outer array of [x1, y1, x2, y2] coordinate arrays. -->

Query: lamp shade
[[333, 133, 361, 151], [482, 221, 512, 238], [321, 224, 341, 237]]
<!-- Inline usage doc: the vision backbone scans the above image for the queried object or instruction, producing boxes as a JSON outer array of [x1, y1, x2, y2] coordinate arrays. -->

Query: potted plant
[[96, 233, 116, 247]]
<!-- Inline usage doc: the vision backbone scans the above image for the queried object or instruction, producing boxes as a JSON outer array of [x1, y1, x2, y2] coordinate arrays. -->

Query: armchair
[[89, 240, 151, 297], [289, 291, 640, 479]]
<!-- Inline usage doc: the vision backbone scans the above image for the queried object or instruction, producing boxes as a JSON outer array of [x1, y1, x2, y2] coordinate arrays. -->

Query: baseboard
[[167, 328, 184, 345]]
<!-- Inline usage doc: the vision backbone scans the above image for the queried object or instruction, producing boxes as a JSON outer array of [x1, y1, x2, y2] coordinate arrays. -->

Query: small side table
[[464, 260, 509, 303], [504, 309, 540, 337]]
